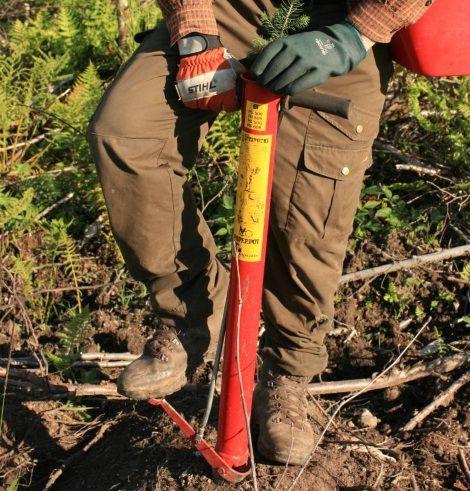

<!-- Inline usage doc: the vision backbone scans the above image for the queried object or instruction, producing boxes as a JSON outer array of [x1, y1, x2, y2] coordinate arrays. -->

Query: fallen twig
[[3, 351, 467, 399], [60, 360, 131, 369], [340, 245, 470, 285], [395, 163, 439, 176], [0, 367, 121, 398], [4, 129, 59, 152], [1, 378, 121, 398], [44, 419, 117, 489], [458, 448, 470, 486], [372, 462, 385, 490], [346, 443, 396, 463], [80, 352, 136, 361], [35, 192, 74, 220], [0, 166, 75, 189], [410, 473, 420, 491], [449, 224, 470, 245], [4, 357, 135, 369], [402, 371, 469, 432], [4, 352, 138, 368], [373, 139, 441, 176], [0, 321, 16, 437], [1, 266, 49, 375], [308, 353, 468, 395]]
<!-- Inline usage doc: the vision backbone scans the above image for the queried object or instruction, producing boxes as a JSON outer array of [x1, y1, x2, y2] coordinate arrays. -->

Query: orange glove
[[176, 34, 245, 112]]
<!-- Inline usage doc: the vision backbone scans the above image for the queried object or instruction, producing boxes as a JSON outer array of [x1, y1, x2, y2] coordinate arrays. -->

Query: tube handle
[[284, 92, 352, 119]]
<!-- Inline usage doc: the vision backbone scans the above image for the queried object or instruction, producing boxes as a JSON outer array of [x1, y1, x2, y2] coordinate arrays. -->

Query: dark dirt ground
[[1, 233, 469, 491]]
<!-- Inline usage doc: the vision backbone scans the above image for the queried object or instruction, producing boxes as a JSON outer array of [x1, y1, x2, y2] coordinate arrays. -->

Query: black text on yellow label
[[244, 100, 269, 131], [233, 131, 272, 262]]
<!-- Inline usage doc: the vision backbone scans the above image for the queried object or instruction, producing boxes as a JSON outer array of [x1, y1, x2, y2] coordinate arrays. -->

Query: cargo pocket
[[284, 104, 380, 243]]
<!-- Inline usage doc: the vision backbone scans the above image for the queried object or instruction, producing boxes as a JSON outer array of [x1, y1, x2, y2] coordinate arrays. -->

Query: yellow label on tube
[[233, 131, 272, 262]]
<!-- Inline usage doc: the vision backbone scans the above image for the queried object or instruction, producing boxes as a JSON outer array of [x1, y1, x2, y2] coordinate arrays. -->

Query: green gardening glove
[[251, 22, 367, 95]]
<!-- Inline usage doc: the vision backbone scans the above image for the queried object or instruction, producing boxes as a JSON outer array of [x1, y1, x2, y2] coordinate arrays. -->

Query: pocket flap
[[303, 143, 372, 181], [317, 104, 380, 142]]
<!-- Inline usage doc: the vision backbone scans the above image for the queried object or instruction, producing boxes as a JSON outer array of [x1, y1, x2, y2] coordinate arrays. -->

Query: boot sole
[[257, 435, 311, 466], [117, 373, 188, 401]]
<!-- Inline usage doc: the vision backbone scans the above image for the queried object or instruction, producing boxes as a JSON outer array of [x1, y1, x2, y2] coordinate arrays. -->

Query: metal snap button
[[356, 124, 364, 134], [341, 166, 350, 176]]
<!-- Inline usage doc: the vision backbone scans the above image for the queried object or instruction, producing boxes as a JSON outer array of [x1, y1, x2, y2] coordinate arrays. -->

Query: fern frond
[[44, 218, 83, 310], [47, 307, 91, 371], [58, 307, 91, 356], [0, 188, 36, 230]]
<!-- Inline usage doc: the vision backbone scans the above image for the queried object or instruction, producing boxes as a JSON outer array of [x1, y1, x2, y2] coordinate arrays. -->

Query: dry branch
[[80, 352, 137, 361], [402, 371, 469, 432], [340, 245, 470, 285], [449, 224, 470, 245], [373, 139, 441, 176], [63, 360, 132, 368], [45, 420, 117, 490], [0, 166, 75, 189], [1, 377, 121, 398], [5, 358, 134, 369], [0, 366, 121, 398], [458, 448, 470, 485], [36, 192, 74, 220], [308, 353, 468, 395], [346, 444, 396, 463], [4, 129, 59, 152], [3, 352, 138, 369]]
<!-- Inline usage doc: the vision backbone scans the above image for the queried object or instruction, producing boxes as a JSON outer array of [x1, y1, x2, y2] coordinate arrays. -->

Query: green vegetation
[[1, 0, 468, 371], [1, 1, 468, 488]]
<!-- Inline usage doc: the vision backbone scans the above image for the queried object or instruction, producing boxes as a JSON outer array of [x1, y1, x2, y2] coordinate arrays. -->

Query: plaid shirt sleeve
[[157, 0, 218, 46], [157, 0, 432, 47], [347, 0, 433, 43]]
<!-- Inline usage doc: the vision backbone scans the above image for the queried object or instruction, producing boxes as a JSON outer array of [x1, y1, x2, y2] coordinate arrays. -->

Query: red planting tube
[[215, 75, 281, 468]]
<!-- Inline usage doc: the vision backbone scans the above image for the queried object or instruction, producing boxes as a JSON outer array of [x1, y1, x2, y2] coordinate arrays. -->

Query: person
[[87, 0, 432, 465]]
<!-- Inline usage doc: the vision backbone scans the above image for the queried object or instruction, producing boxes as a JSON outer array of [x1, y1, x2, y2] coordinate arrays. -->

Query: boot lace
[[265, 377, 309, 430], [144, 326, 181, 362]]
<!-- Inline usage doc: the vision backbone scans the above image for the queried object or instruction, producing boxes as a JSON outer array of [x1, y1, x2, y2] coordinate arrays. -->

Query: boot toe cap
[[117, 356, 187, 400], [257, 421, 315, 465]]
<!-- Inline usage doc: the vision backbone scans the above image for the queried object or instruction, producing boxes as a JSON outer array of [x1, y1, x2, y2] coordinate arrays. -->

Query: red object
[[149, 399, 249, 482], [391, 0, 470, 76], [215, 76, 281, 468]]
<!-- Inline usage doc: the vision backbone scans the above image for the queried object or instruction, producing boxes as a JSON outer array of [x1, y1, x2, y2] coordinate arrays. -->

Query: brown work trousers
[[87, 0, 393, 378]]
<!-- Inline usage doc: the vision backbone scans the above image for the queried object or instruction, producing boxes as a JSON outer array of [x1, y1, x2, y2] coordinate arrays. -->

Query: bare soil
[[1, 234, 469, 491]]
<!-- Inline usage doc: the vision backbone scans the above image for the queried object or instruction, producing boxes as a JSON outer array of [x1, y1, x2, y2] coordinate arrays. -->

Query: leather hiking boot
[[117, 326, 187, 400], [253, 370, 319, 465]]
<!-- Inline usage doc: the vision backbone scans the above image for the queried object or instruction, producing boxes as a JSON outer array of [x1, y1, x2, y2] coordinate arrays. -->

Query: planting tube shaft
[[215, 76, 281, 468]]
